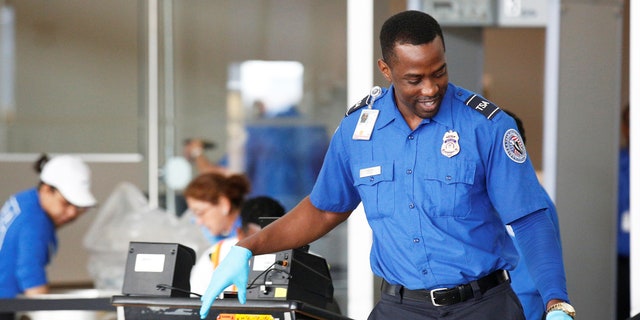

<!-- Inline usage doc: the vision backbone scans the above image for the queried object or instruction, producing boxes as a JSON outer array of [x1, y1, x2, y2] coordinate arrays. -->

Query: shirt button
[[409, 203, 415, 209], [422, 269, 428, 275], [445, 175, 452, 181], [413, 238, 420, 243], [408, 135, 414, 140], [406, 169, 413, 175], [369, 177, 375, 182]]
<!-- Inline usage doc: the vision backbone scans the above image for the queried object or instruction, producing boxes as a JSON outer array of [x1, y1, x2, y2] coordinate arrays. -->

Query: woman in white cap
[[0, 154, 96, 307]]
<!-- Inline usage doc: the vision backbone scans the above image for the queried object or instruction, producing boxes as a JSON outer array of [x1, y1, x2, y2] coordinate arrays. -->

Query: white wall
[[555, 3, 622, 318]]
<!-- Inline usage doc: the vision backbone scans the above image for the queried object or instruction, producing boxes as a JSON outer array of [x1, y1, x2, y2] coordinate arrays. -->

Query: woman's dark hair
[[379, 10, 445, 65], [183, 172, 251, 210], [33, 153, 50, 174]]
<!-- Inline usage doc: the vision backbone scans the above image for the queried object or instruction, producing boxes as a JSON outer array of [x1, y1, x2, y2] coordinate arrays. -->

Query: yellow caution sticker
[[216, 314, 275, 320]]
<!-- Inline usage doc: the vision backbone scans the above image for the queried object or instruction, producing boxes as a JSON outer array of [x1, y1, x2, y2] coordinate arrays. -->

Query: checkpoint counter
[[111, 295, 351, 320], [0, 289, 116, 319]]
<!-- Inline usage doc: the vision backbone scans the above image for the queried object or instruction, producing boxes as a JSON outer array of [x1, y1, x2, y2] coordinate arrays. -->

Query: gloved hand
[[546, 310, 573, 320], [199, 246, 252, 319]]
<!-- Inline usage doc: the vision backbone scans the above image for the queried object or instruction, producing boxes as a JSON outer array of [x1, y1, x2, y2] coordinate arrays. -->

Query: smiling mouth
[[418, 97, 439, 108]]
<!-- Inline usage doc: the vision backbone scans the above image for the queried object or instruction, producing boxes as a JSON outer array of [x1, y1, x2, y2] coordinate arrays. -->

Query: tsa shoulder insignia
[[441, 130, 460, 158], [503, 128, 527, 163]]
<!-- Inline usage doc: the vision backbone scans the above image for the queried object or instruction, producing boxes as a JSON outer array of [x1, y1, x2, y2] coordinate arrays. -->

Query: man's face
[[378, 37, 448, 124]]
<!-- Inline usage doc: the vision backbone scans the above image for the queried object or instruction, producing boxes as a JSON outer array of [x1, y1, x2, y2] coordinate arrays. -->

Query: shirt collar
[[374, 86, 397, 130], [430, 83, 455, 128]]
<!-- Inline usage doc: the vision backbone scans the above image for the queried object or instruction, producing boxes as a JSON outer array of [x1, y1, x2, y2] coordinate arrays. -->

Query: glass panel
[[172, 1, 348, 163], [170, 0, 348, 313], [0, 0, 140, 154]]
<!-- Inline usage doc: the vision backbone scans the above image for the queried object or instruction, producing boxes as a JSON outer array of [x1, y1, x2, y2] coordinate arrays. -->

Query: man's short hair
[[379, 10, 445, 65], [240, 196, 286, 231]]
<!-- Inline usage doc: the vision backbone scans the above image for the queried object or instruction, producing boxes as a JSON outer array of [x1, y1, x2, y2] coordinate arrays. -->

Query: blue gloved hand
[[199, 245, 252, 319], [546, 310, 573, 320]]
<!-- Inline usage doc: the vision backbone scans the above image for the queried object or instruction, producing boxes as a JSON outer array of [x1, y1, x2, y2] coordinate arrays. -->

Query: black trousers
[[368, 281, 525, 320], [618, 255, 630, 320]]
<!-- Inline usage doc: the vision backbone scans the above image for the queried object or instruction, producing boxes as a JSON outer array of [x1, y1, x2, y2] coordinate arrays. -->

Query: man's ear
[[377, 58, 392, 82]]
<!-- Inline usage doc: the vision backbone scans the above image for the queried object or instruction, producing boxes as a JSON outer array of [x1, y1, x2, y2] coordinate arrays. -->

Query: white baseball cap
[[40, 155, 97, 207]]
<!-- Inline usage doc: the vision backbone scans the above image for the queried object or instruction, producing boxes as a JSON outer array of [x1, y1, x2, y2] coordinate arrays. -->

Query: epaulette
[[345, 95, 368, 117], [464, 94, 501, 120], [345, 86, 383, 117]]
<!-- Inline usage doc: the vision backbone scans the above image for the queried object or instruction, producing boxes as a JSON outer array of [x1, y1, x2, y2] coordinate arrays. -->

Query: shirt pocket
[[353, 161, 394, 220], [423, 159, 476, 218]]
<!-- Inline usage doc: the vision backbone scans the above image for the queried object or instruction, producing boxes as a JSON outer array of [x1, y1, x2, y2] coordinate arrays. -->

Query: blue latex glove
[[199, 245, 252, 319], [546, 310, 573, 319]]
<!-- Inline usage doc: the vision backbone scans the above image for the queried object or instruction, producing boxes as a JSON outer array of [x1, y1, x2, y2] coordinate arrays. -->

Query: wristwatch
[[546, 302, 576, 318]]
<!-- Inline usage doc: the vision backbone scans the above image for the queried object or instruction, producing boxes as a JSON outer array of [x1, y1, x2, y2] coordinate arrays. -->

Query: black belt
[[381, 270, 510, 307]]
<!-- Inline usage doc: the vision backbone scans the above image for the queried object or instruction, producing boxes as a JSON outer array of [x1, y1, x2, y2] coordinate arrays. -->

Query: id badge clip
[[352, 86, 381, 140]]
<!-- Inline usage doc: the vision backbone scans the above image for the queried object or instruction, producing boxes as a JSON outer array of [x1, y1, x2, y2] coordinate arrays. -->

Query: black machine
[[122, 242, 196, 297], [244, 246, 339, 312], [240, 217, 339, 312]]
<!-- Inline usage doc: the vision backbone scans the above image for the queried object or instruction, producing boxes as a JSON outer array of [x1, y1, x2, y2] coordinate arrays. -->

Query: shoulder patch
[[503, 128, 527, 163], [464, 94, 501, 120]]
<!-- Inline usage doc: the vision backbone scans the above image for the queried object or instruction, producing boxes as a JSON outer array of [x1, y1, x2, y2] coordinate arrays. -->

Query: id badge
[[352, 109, 379, 140]]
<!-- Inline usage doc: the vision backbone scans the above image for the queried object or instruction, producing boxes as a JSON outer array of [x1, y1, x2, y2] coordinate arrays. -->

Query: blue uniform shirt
[[310, 83, 548, 290], [0, 188, 57, 298]]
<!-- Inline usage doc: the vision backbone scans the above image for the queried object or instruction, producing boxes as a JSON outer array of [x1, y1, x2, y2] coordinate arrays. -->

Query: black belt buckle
[[496, 269, 510, 283]]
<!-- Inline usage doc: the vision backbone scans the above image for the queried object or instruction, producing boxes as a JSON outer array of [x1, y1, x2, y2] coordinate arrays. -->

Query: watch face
[[563, 302, 576, 313], [550, 302, 575, 317]]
